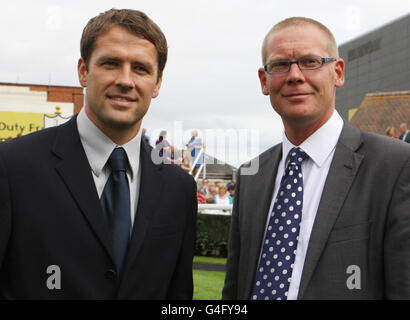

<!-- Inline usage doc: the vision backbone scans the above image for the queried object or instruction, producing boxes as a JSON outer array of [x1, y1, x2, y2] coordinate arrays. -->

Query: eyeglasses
[[264, 56, 336, 74]]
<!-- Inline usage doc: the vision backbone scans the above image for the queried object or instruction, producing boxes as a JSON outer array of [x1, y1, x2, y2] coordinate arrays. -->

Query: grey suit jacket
[[222, 123, 410, 299]]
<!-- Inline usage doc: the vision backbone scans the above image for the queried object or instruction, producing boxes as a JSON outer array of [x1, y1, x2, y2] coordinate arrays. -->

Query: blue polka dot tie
[[252, 147, 307, 300]]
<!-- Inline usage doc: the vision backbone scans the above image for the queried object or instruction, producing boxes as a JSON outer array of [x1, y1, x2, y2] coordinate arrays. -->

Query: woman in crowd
[[385, 126, 397, 138], [187, 130, 204, 177], [179, 150, 193, 173], [213, 185, 233, 205], [155, 130, 172, 161]]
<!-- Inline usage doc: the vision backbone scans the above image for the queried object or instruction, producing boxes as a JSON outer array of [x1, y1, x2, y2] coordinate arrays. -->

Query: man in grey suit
[[399, 123, 410, 143], [222, 17, 410, 300]]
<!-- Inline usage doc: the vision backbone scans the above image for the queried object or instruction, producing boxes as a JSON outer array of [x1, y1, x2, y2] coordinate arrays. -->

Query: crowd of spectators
[[385, 122, 410, 143], [143, 128, 205, 175], [143, 128, 236, 207], [197, 178, 235, 205]]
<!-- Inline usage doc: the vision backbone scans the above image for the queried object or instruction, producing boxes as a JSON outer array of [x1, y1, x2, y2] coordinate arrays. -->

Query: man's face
[[259, 25, 345, 131], [78, 26, 162, 139]]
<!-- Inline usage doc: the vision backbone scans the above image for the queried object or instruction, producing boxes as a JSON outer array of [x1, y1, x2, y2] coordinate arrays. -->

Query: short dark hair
[[80, 8, 168, 78]]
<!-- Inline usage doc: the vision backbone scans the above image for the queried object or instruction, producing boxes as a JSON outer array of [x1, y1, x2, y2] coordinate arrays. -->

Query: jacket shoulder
[[142, 139, 196, 190], [0, 126, 58, 158], [238, 143, 282, 176], [359, 130, 410, 160]]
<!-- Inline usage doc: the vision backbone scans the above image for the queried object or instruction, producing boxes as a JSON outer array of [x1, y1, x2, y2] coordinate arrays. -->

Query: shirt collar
[[77, 108, 141, 179], [282, 109, 344, 168]]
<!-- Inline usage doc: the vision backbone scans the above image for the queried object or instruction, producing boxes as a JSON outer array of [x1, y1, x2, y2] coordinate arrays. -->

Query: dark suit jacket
[[0, 117, 197, 299], [399, 131, 410, 143], [222, 123, 410, 299]]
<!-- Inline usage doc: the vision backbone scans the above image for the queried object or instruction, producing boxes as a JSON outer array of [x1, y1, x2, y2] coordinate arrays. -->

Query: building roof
[[0, 82, 84, 113], [349, 90, 410, 135], [200, 153, 237, 180], [335, 13, 410, 120]]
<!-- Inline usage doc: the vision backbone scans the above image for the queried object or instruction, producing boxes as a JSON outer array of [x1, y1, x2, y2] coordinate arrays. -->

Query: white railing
[[189, 147, 204, 173], [194, 164, 204, 180], [189, 147, 206, 181], [198, 204, 233, 216]]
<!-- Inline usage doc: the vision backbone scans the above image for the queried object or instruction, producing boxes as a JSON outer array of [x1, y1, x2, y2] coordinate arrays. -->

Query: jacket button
[[105, 269, 117, 280]]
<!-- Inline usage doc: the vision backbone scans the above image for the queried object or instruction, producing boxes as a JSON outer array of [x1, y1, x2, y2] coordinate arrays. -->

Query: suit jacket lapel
[[120, 140, 164, 285], [52, 117, 114, 261], [298, 123, 364, 299], [244, 145, 282, 298]]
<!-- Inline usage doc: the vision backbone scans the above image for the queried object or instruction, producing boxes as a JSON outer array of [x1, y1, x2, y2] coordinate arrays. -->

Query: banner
[[0, 111, 44, 142], [0, 111, 71, 142]]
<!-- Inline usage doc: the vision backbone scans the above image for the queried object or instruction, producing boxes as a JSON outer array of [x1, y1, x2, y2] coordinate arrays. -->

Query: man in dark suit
[[222, 17, 410, 300], [0, 9, 197, 299], [399, 123, 410, 143]]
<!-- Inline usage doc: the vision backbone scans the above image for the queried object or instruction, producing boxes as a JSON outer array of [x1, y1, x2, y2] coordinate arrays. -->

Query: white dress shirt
[[76, 108, 142, 228], [263, 109, 344, 300], [402, 130, 409, 141]]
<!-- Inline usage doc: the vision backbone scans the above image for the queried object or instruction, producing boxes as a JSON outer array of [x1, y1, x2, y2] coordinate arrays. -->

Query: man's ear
[[258, 67, 270, 96], [152, 73, 163, 98], [334, 58, 345, 89], [77, 58, 88, 88]]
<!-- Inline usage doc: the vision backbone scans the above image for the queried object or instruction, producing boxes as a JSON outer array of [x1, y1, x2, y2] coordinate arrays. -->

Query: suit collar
[[53, 119, 165, 289], [118, 139, 165, 290], [242, 145, 283, 299], [335, 122, 363, 153], [76, 108, 142, 180], [292, 110, 344, 168], [298, 122, 364, 299], [52, 116, 115, 263]]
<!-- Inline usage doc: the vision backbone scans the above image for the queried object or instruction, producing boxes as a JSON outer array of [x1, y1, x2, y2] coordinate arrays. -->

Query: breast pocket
[[310, 222, 372, 298], [148, 223, 181, 239], [328, 222, 371, 244]]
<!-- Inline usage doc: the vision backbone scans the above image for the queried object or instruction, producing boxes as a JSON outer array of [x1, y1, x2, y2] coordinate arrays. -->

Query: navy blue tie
[[252, 147, 307, 300], [100, 147, 131, 277]]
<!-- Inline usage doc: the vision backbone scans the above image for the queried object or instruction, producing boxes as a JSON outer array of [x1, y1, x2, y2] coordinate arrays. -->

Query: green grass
[[193, 256, 227, 300], [193, 256, 227, 265], [193, 270, 226, 300]]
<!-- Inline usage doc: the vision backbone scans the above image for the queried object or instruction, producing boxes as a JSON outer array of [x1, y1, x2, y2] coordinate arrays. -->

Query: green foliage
[[195, 214, 231, 257]]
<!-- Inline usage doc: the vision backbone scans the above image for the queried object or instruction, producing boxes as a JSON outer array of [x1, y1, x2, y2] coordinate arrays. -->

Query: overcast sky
[[1, 0, 410, 166]]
